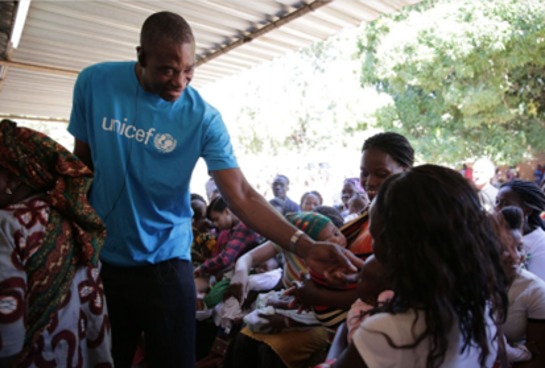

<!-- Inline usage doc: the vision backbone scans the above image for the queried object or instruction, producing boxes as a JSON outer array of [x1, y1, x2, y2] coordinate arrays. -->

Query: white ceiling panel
[[0, 0, 420, 121]]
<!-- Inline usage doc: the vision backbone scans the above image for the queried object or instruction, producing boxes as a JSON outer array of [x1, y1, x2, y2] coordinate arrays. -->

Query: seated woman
[[330, 165, 507, 367], [496, 206, 545, 367], [0, 120, 112, 366], [289, 132, 415, 316], [343, 132, 415, 258], [194, 196, 265, 279], [495, 179, 545, 281]]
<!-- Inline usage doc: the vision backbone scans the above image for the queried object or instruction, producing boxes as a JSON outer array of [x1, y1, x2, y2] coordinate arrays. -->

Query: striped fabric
[[340, 209, 372, 257], [273, 243, 308, 288]]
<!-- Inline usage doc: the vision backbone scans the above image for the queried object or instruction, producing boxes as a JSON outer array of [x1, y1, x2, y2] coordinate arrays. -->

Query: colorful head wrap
[[0, 119, 105, 352], [286, 211, 332, 240]]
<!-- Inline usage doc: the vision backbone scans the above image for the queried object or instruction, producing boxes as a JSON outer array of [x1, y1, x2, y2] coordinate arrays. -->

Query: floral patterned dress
[[0, 197, 113, 367]]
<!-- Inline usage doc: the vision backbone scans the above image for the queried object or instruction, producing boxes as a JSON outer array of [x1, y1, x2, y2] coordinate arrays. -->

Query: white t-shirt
[[504, 268, 545, 343], [523, 227, 545, 282], [353, 308, 498, 368]]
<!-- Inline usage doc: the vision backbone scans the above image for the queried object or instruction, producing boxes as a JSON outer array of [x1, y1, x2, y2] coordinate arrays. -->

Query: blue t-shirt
[[68, 61, 238, 266]]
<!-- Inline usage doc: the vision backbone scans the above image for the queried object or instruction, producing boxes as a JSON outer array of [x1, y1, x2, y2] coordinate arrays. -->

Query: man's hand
[[305, 243, 364, 284]]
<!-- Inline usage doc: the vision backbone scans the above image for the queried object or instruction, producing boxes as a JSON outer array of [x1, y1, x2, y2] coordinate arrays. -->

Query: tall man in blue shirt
[[68, 11, 360, 368]]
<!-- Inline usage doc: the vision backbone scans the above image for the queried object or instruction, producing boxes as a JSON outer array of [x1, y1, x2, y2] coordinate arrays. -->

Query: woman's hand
[[284, 277, 318, 311], [224, 271, 249, 303]]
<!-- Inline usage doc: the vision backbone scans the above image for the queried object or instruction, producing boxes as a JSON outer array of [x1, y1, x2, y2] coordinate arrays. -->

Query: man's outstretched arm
[[211, 168, 363, 279]]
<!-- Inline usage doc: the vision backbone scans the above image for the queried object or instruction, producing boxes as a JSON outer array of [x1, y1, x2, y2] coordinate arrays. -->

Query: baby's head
[[287, 212, 348, 289], [254, 257, 280, 274], [190, 193, 207, 221], [357, 255, 390, 303], [313, 205, 344, 228], [191, 193, 212, 232], [286, 212, 346, 247]]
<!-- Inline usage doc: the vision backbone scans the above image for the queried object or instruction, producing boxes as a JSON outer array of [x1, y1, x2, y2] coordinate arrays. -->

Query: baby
[[346, 255, 393, 343], [344, 194, 370, 222]]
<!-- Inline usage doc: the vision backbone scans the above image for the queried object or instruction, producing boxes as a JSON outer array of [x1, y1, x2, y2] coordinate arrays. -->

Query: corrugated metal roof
[[0, 0, 420, 121]]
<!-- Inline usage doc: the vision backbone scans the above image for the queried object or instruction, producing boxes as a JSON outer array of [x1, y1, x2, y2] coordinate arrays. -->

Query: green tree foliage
[[359, 0, 545, 164]]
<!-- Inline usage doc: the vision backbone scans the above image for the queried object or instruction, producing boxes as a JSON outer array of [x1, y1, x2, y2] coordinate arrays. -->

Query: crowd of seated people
[[3, 119, 545, 368], [191, 132, 545, 368]]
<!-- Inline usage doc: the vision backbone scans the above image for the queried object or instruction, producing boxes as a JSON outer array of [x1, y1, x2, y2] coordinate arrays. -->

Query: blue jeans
[[101, 259, 196, 368]]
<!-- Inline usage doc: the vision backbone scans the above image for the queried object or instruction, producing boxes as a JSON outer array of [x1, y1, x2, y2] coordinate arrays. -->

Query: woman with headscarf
[[0, 120, 112, 367]]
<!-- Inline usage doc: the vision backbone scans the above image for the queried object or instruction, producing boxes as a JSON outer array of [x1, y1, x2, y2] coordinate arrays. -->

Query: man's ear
[[137, 47, 146, 67]]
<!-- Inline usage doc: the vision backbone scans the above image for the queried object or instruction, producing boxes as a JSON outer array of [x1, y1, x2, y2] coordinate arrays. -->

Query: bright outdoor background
[[16, 0, 545, 206]]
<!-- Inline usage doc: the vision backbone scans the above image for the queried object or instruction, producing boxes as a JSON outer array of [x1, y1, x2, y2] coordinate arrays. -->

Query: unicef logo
[[153, 133, 177, 153]]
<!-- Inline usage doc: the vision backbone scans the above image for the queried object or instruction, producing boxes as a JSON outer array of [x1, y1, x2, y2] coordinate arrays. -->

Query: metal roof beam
[[196, 0, 332, 66]]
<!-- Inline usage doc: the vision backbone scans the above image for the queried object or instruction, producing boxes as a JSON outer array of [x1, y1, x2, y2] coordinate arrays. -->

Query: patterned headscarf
[[286, 211, 331, 240], [0, 119, 105, 350]]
